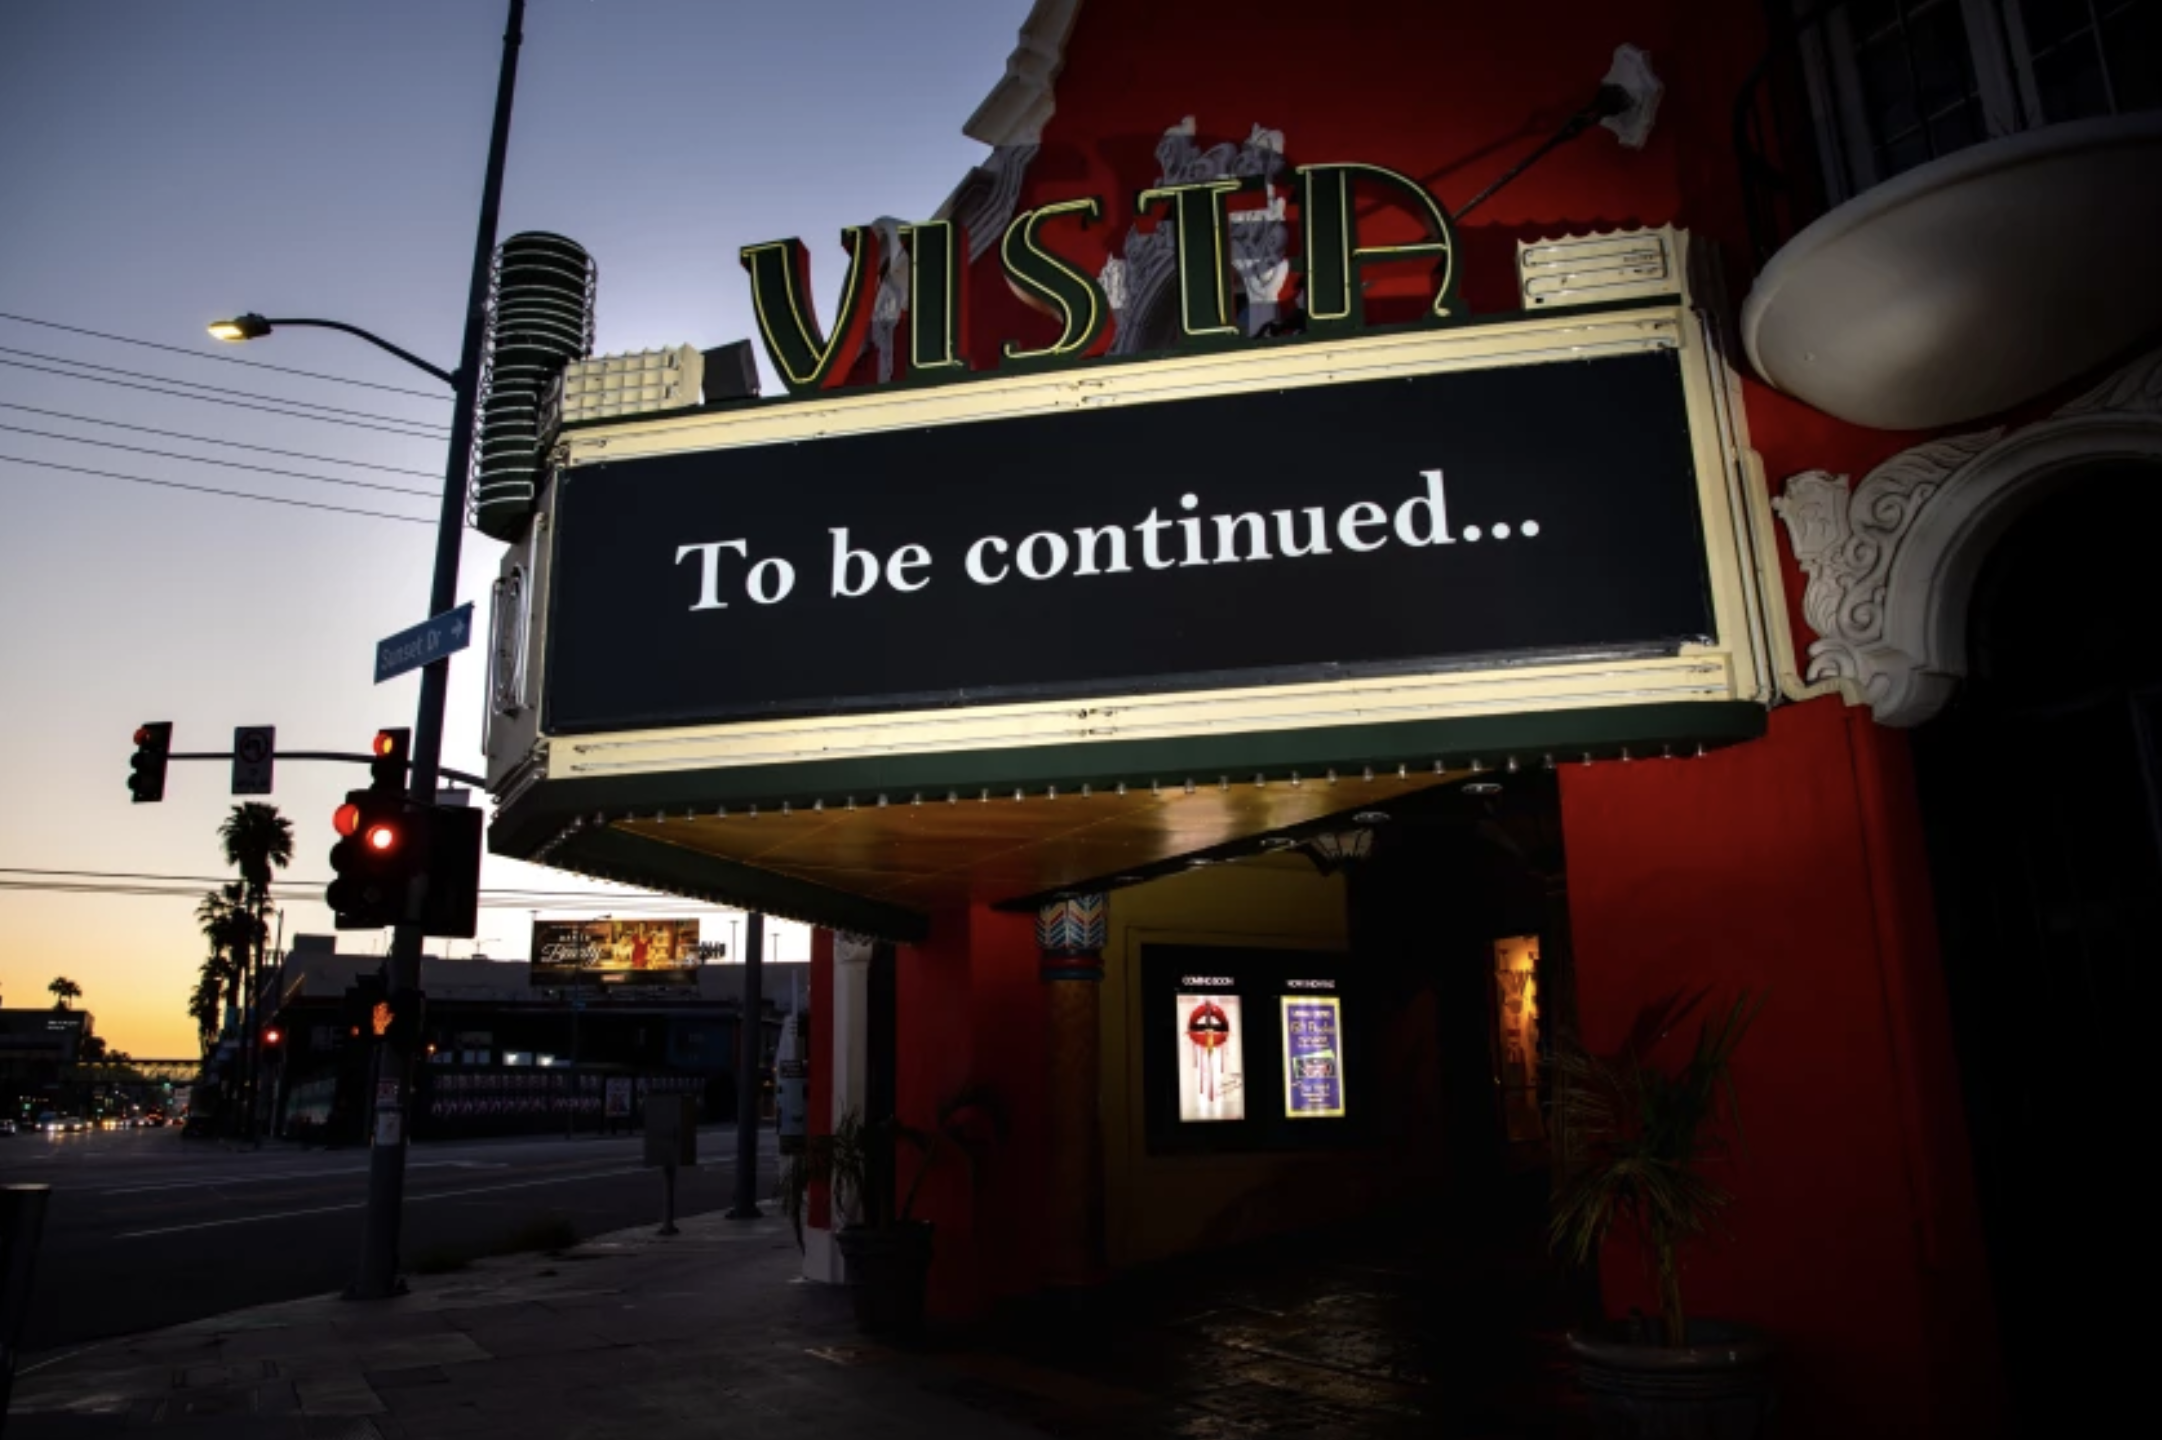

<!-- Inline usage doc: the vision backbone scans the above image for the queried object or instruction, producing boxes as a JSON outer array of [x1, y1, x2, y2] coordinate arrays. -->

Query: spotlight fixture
[[1301, 828, 1374, 875]]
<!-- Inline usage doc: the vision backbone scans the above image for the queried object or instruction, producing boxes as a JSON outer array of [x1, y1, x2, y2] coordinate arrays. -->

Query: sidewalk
[[5, 1211, 1036, 1440], [5, 1205, 1588, 1439]]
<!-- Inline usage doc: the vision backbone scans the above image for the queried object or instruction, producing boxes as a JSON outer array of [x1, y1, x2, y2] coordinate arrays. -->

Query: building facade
[[268, 936, 798, 1144], [476, 3, 2160, 1434]]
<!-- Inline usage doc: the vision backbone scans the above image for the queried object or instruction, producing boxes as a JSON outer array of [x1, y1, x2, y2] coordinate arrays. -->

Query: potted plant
[[1549, 989, 1775, 1439], [780, 1105, 870, 1249], [781, 1085, 1006, 1334]]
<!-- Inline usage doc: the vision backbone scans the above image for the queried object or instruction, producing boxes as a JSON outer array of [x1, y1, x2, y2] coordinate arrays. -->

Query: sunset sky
[[0, 0, 1029, 1055]]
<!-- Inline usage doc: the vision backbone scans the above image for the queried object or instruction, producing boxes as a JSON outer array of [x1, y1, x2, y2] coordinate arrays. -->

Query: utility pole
[[351, 0, 525, 1301], [726, 915, 766, 1219]]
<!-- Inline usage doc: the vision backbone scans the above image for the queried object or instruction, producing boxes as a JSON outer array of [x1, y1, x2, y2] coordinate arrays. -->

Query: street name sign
[[375, 603, 473, 685], [231, 726, 275, 796]]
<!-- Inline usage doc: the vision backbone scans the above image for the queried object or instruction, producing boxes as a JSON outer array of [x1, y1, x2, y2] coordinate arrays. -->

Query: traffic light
[[261, 1026, 283, 1050], [326, 788, 417, 930], [421, 805, 483, 939], [128, 722, 172, 803], [325, 787, 480, 938], [344, 972, 388, 1038], [341, 974, 421, 1046], [369, 728, 410, 794]]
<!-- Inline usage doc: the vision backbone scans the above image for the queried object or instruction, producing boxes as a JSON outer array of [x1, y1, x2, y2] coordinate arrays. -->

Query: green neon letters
[[1134, 178, 1245, 341], [1000, 198, 1110, 366], [1297, 162, 1460, 334], [900, 220, 967, 374], [739, 228, 880, 394], [737, 155, 1463, 393]]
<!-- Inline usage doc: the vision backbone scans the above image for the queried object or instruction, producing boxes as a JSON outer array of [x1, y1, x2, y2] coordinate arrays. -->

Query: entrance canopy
[[483, 264, 1783, 938]]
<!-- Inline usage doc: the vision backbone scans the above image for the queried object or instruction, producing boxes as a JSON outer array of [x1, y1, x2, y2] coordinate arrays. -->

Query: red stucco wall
[[1560, 699, 2001, 1437], [842, 1, 2012, 1424], [894, 903, 1050, 1318]]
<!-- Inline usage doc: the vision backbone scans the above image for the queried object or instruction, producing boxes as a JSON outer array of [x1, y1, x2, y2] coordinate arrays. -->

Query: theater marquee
[[484, 225, 1791, 934], [545, 346, 1712, 733]]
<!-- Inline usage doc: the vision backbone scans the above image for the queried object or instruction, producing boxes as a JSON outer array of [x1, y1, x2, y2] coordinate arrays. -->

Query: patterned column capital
[[1036, 893, 1107, 981]]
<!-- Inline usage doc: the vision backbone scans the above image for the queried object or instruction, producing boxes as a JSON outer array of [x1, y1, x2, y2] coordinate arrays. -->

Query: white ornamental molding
[[1774, 346, 2162, 725], [961, 0, 1084, 147]]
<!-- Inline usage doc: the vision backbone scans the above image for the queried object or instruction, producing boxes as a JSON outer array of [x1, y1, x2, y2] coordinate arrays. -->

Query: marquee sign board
[[544, 347, 1714, 735]]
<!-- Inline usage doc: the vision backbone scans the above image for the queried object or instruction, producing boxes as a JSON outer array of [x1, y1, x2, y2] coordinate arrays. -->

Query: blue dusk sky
[[0, 0, 1031, 1055]]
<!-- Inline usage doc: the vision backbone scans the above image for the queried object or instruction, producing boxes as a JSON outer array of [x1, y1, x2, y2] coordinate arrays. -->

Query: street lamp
[[207, 313, 457, 389], [200, 0, 528, 1304]]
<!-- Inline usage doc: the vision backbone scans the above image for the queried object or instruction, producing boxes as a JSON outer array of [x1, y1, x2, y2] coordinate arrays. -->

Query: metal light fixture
[[207, 313, 271, 342], [1301, 828, 1375, 875]]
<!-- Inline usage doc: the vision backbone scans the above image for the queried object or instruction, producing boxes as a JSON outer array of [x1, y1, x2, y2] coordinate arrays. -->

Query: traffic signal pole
[[350, 0, 525, 1302]]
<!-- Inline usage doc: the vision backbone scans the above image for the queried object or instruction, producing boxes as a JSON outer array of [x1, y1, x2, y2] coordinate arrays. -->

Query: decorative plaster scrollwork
[[1774, 428, 2002, 693], [1105, 118, 1289, 354], [952, 143, 1040, 264], [2056, 344, 2162, 417], [1774, 345, 2162, 725], [867, 217, 911, 385]]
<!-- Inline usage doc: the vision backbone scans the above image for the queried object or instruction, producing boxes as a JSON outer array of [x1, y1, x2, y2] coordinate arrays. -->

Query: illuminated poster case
[[1141, 944, 1365, 1155]]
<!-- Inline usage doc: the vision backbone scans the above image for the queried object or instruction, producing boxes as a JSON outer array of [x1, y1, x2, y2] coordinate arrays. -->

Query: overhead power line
[[0, 453, 433, 525], [0, 403, 441, 477], [0, 360, 448, 439], [0, 422, 435, 498], [0, 312, 454, 402], [0, 346, 450, 432]]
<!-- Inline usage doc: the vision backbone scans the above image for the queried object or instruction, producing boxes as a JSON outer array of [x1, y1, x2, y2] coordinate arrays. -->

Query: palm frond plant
[[1549, 987, 1764, 1348], [814, 1083, 1009, 1333], [892, 1081, 1009, 1224], [780, 1106, 870, 1250]]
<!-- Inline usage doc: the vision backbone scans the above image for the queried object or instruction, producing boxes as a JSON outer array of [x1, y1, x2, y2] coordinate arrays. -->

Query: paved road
[[0, 1123, 778, 1353]]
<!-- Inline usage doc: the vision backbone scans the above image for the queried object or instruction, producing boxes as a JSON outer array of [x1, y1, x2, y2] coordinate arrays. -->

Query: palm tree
[[220, 802, 293, 946], [48, 976, 82, 1010], [219, 803, 293, 1018], [219, 803, 292, 1141], [188, 965, 224, 1057], [195, 882, 251, 1034]]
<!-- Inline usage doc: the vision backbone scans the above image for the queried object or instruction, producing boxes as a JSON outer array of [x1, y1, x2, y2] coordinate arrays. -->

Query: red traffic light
[[365, 822, 399, 853], [333, 802, 362, 837], [133, 725, 153, 745], [262, 1028, 282, 1046], [372, 731, 400, 757]]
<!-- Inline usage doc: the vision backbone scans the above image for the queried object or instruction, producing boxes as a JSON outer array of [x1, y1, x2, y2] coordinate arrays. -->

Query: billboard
[[1175, 992, 1246, 1123], [529, 918, 711, 987], [1282, 995, 1346, 1119]]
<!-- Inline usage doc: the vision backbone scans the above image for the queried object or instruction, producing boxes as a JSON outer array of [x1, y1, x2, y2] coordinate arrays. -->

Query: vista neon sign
[[739, 162, 1461, 395]]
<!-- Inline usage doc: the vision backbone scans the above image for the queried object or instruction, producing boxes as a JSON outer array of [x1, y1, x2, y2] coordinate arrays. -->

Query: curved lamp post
[[208, 313, 456, 390], [202, 0, 527, 1304]]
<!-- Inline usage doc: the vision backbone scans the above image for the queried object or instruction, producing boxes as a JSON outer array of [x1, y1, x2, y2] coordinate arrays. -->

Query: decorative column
[[1037, 893, 1108, 1286], [804, 934, 873, 1284]]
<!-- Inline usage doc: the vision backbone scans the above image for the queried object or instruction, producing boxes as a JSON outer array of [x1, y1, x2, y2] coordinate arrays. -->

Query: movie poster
[[530, 918, 707, 987], [1175, 993, 1245, 1122], [1282, 995, 1346, 1118]]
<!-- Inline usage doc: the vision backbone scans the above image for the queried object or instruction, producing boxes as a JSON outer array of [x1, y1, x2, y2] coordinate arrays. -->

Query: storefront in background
[[477, 3, 2161, 1435]]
